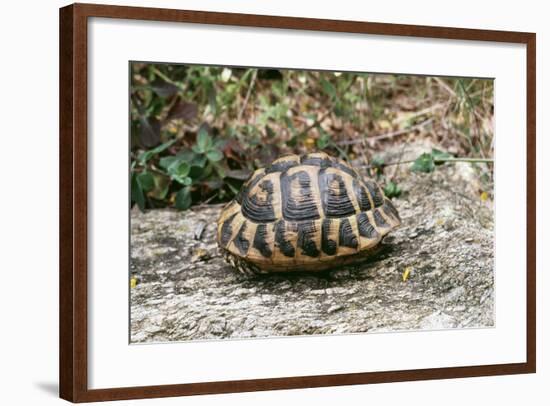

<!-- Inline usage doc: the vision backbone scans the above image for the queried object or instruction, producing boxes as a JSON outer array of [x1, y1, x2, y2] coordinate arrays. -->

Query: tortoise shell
[[216, 152, 401, 274]]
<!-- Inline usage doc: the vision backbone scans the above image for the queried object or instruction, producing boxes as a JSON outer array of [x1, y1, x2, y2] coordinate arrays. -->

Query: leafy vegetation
[[130, 63, 494, 211]]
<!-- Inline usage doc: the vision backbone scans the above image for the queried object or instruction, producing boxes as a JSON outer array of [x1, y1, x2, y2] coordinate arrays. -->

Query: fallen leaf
[[150, 78, 179, 98], [138, 116, 161, 147], [166, 100, 198, 121], [378, 120, 392, 130]]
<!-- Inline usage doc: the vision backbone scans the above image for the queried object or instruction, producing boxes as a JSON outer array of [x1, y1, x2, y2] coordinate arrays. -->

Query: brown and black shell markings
[[217, 152, 401, 274]]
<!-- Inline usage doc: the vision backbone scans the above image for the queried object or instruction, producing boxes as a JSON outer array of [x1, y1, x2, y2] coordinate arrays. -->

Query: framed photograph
[[59, 3, 536, 402]]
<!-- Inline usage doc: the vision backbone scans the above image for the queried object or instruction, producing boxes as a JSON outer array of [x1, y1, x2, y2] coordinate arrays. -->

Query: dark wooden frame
[[59, 2, 536, 402]]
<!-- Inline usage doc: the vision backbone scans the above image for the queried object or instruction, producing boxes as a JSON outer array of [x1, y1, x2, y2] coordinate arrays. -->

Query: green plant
[[131, 127, 232, 211], [383, 181, 402, 198], [130, 63, 494, 211]]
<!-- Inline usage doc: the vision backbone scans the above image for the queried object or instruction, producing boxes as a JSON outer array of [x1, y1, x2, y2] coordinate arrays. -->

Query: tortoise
[[216, 152, 401, 274]]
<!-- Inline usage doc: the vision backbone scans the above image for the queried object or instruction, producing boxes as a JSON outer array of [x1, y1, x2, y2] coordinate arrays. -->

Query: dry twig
[[338, 117, 434, 146], [237, 69, 258, 123]]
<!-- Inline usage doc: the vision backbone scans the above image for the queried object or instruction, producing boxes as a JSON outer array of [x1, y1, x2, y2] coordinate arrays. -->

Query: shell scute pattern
[[217, 152, 400, 273]]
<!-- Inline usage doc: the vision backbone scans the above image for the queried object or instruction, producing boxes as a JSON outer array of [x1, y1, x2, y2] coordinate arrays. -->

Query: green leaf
[[188, 165, 205, 180], [265, 125, 276, 139], [172, 174, 192, 185], [175, 187, 192, 210], [196, 128, 212, 153], [148, 173, 170, 200], [213, 163, 226, 178], [170, 160, 190, 178], [371, 156, 385, 169], [384, 181, 402, 198], [432, 148, 453, 164], [283, 116, 296, 136], [214, 138, 226, 149], [333, 101, 345, 117], [287, 135, 298, 147], [176, 150, 196, 162], [206, 149, 223, 162], [131, 173, 146, 211], [203, 163, 214, 178], [411, 152, 435, 173], [320, 78, 337, 99], [271, 81, 286, 99], [137, 139, 176, 165], [160, 155, 192, 185], [136, 171, 154, 192], [191, 154, 208, 168], [159, 156, 178, 170], [226, 182, 240, 196], [316, 129, 331, 149]]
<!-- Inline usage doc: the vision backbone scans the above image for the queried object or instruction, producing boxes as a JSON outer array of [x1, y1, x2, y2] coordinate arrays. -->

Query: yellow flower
[[305, 138, 316, 150], [402, 267, 412, 282], [130, 278, 138, 289], [480, 191, 489, 202]]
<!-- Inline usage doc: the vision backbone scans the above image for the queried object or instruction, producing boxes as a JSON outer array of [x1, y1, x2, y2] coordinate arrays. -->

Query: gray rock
[[130, 148, 494, 343]]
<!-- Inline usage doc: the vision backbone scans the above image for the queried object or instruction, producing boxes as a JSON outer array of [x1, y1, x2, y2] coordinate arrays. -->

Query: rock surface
[[130, 148, 494, 343]]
